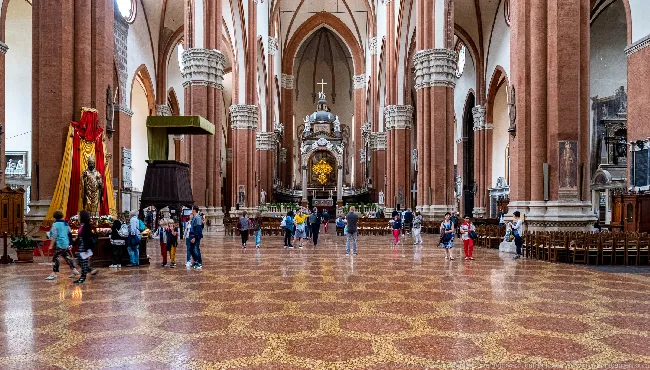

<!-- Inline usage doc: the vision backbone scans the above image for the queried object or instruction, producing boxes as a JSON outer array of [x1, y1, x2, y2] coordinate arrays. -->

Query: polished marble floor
[[1, 231, 650, 369]]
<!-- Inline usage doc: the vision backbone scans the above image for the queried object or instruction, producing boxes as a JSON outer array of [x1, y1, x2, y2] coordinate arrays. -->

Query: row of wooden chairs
[[522, 231, 650, 265], [476, 225, 505, 249]]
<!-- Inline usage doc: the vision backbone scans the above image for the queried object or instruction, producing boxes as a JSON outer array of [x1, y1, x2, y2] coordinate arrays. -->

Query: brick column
[[181, 48, 226, 228], [385, 105, 414, 209], [230, 105, 259, 214], [626, 35, 650, 189], [280, 73, 295, 187], [112, 105, 133, 214], [353, 74, 367, 187], [256, 131, 277, 204], [509, 0, 594, 231], [472, 105, 487, 218], [413, 49, 457, 219], [0, 41, 7, 187]]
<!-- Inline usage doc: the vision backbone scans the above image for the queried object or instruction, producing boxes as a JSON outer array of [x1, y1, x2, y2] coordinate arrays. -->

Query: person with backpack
[[309, 207, 322, 247], [45, 210, 79, 280], [238, 211, 250, 249], [252, 215, 263, 248], [126, 210, 143, 267], [322, 209, 330, 233], [156, 219, 169, 266], [189, 205, 204, 269], [109, 219, 128, 268], [510, 211, 524, 259], [282, 211, 294, 248], [460, 215, 476, 260]]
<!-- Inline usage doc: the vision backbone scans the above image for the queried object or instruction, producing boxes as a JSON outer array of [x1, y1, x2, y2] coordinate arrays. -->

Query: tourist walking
[[189, 206, 204, 269], [310, 207, 321, 247], [293, 209, 308, 249], [282, 211, 295, 248], [126, 210, 142, 267], [439, 212, 455, 260], [322, 209, 330, 233], [74, 210, 97, 284], [412, 211, 423, 245], [239, 211, 250, 249], [166, 221, 179, 268], [252, 215, 263, 248], [156, 219, 168, 266], [511, 211, 524, 259], [46, 210, 79, 280], [404, 208, 414, 235], [345, 206, 359, 255], [305, 209, 312, 239], [460, 215, 476, 260], [389, 214, 402, 246], [108, 219, 127, 268]]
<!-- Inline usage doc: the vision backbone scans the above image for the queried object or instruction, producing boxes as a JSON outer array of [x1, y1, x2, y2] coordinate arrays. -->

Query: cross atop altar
[[317, 79, 327, 94]]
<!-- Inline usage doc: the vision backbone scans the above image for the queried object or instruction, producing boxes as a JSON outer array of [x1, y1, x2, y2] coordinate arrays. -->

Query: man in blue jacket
[[189, 205, 203, 269]]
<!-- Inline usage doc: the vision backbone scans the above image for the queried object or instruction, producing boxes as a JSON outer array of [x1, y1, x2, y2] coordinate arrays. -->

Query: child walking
[[389, 215, 402, 246], [156, 220, 168, 266], [74, 210, 97, 284], [166, 221, 179, 268], [460, 215, 476, 260], [46, 211, 79, 280]]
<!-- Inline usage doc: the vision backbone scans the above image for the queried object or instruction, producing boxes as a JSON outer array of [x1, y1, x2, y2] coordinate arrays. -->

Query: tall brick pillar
[[28, 0, 114, 229], [626, 35, 650, 189], [413, 49, 457, 220], [256, 131, 277, 205], [230, 105, 259, 214], [280, 74, 295, 187], [509, 0, 594, 231], [385, 105, 414, 210]]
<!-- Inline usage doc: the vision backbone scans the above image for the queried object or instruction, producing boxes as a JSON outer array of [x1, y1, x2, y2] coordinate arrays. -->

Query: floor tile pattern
[[1, 231, 650, 369]]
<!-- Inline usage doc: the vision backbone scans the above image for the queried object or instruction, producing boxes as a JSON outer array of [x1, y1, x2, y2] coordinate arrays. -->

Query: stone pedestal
[[508, 200, 596, 232], [24, 200, 50, 233], [418, 205, 453, 221], [472, 207, 487, 219], [204, 206, 224, 234]]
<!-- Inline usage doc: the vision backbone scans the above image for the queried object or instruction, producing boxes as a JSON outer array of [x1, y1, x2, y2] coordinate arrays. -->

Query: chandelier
[[312, 159, 332, 185]]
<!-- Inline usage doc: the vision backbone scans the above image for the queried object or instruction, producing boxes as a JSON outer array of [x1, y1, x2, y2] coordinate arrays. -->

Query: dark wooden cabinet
[[612, 194, 650, 232], [0, 186, 25, 235]]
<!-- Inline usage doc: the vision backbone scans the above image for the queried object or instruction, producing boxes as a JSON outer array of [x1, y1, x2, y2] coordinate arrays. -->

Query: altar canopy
[[44, 109, 117, 224]]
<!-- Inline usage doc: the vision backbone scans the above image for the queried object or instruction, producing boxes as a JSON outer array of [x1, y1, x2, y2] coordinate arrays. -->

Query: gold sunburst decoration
[[312, 159, 333, 184]]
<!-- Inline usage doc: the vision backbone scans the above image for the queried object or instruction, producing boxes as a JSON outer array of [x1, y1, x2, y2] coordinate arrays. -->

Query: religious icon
[[238, 185, 246, 206], [312, 159, 333, 185], [559, 141, 578, 190], [378, 190, 385, 205], [260, 189, 267, 204], [82, 154, 104, 215]]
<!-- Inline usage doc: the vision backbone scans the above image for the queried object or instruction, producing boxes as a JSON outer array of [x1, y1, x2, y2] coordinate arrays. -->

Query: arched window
[[455, 42, 467, 78], [116, 0, 136, 23]]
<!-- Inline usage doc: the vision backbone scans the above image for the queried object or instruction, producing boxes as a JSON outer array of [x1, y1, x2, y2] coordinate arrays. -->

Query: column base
[[417, 205, 454, 221], [507, 200, 596, 232], [204, 207, 224, 234], [472, 207, 487, 219], [25, 200, 51, 233]]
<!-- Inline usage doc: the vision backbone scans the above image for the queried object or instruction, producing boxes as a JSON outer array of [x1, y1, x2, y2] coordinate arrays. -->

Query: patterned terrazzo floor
[[1, 230, 650, 370]]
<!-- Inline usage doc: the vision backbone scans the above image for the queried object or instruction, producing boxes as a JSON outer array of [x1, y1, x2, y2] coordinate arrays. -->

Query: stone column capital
[[268, 37, 278, 56], [181, 48, 226, 90], [156, 104, 172, 116], [0, 41, 8, 55], [368, 37, 378, 55], [384, 105, 414, 130], [472, 105, 486, 131], [229, 104, 259, 130], [114, 104, 134, 117], [281, 74, 295, 89], [353, 74, 366, 90], [413, 48, 458, 89], [256, 131, 278, 151], [370, 132, 387, 151]]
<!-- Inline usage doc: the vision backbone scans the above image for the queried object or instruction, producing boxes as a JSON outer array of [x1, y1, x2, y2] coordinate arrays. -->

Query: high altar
[[299, 92, 345, 206]]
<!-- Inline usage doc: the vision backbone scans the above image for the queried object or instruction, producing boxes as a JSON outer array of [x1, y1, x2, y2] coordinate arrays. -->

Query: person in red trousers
[[460, 215, 476, 260]]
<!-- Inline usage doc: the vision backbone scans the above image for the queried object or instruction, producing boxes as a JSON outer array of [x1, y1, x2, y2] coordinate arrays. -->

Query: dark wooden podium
[[612, 193, 650, 232]]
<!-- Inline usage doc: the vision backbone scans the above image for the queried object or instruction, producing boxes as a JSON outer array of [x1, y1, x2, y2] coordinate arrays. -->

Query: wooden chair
[[600, 233, 614, 265], [586, 233, 601, 265], [571, 234, 587, 264]]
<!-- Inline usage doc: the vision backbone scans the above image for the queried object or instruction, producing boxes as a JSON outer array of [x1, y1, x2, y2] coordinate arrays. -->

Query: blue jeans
[[190, 239, 202, 266], [255, 230, 261, 245], [345, 232, 358, 254], [186, 238, 192, 263], [127, 238, 140, 265]]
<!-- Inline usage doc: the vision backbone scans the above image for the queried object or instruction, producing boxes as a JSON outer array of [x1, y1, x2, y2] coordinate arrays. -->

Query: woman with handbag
[[293, 209, 308, 249], [439, 212, 456, 260], [460, 215, 476, 260]]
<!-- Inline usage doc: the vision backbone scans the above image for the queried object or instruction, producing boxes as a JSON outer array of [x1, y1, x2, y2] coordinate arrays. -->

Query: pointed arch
[[486, 65, 509, 125], [130, 64, 156, 114]]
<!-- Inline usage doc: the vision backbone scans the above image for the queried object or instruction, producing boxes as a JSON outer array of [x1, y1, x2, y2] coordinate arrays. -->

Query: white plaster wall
[[590, 1, 627, 100], [130, 82, 149, 192], [126, 5, 157, 107], [484, 0, 510, 98], [629, 0, 650, 43], [293, 59, 354, 185], [492, 83, 509, 187], [4, 0, 32, 168], [167, 43, 185, 114], [454, 51, 476, 141]]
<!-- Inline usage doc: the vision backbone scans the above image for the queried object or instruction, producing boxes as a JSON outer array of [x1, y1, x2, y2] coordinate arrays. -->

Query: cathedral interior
[[1, 0, 650, 369]]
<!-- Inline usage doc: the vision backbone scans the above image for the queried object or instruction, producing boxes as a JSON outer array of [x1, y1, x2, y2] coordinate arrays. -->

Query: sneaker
[[288, 245, 294, 249], [45, 275, 56, 280], [73, 278, 85, 284], [284, 245, 288, 248], [170, 263, 176, 268], [117, 264, 121, 268], [242, 244, 246, 249], [345, 253, 350, 256], [161, 263, 167, 267], [69, 270, 80, 278], [90, 269, 99, 276], [126, 263, 136, 267], [186, 261, 192, 267], [193, 265, 203, 270], [353, 252, 358, 255], [108, 264, 118, 268], [299, 245, 304, 249]]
